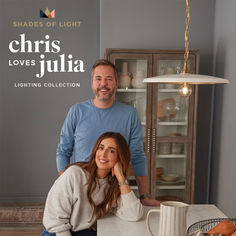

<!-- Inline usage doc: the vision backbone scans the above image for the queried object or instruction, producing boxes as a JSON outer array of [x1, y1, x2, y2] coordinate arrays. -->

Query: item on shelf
[[118, 61, 131, 89], [165, 67, 176, 89], [161, 174, 179, 182], [173, 103, 181, 121], [159, 63, 165, 75], [156, 195, 181, 202], [156, 167, 163, 179], [122, 100, 133, 106], [157, 178, 185, 185], [165, 102, 176, 120], [169, 133, 184, 154], [131, 70, 146, 89], [166, 67, 175, 74], [157, 98, 176, 121], [172, 143, 184, 154], [176, 65, 182, 74], [158, 143, 171, 154]]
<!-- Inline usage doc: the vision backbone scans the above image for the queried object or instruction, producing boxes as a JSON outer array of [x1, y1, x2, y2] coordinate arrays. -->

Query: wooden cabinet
[[105, 48, 199, 203]]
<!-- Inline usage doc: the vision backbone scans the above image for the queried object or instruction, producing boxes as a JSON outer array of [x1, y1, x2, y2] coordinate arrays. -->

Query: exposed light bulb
[[178, 83, 192, 97]]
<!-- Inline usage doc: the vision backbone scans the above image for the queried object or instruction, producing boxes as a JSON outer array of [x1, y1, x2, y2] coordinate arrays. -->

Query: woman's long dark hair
[[71, 132, 130, 223]]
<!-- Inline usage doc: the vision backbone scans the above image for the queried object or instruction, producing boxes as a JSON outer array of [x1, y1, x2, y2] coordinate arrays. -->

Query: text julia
[[9, 54, 85, 78]]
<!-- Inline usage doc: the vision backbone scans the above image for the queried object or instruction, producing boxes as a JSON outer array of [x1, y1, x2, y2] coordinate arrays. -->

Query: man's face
[[91, 65, 118, 103]]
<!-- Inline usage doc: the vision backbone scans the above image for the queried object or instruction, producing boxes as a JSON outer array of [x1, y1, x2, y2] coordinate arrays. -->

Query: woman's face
[[95, 137, 118, 178]]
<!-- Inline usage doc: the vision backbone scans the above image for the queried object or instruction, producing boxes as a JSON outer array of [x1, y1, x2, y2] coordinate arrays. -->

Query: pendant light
[[143, 0, 229, 97]]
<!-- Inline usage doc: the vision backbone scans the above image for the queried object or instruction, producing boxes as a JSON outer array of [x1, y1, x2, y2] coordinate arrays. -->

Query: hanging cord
[[182, 0, 190, 74]]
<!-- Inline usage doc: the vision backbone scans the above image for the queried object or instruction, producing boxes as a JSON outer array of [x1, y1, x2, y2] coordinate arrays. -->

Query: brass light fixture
[[143, 0, 229, 97]]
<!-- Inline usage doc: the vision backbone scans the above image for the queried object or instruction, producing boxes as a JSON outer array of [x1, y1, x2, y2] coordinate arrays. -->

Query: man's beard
[[93, 86, 116, 102]]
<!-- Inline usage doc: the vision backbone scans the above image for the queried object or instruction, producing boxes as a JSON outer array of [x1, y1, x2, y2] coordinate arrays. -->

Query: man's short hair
[[91, 59, 118, 81]]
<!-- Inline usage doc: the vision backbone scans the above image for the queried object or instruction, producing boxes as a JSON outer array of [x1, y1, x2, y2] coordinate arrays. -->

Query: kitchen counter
[[97, 204, 227, 236]]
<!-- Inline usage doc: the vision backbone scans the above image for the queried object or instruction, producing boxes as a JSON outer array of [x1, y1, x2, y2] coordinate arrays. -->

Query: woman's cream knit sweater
[[43, 166, 144, 236]]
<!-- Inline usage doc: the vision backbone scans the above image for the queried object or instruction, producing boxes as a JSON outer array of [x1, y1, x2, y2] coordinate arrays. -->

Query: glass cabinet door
[[109, 54, 152, 196], [151, 53, 197, 203], [154, 88, 189, 202], [115, 58, 148, 125], [157, 87, 189, 136]]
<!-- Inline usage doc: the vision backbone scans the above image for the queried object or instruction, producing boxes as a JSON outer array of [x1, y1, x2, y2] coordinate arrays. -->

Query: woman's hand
[[112, 162, 131, 195], [112, 162, 125, 182]]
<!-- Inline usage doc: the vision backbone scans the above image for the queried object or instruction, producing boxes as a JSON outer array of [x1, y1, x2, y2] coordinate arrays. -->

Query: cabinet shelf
[[159, 89, 178, 93], [158, 121, 187, 126], [117, 88, 146, 92], [157, 154, 186, 158], [157, 185, 185, 190]]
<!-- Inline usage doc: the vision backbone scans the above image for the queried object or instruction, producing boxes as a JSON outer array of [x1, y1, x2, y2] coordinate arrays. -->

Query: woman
[[42, 132, 144, 236]]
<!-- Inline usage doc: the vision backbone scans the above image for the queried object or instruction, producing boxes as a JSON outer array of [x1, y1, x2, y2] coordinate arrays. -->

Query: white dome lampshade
[[143, 73, 229, 85], [143, 73, 229, 97]]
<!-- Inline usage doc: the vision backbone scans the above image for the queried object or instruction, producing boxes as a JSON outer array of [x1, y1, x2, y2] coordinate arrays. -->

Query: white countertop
[[97, 204, 227, 236]]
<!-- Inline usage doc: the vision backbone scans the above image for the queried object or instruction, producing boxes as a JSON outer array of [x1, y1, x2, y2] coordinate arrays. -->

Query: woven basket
[[187, 218, 236, 235]]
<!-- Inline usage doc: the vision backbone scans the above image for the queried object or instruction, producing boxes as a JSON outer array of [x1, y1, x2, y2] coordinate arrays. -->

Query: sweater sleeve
[[129, 109, 147, 176], [43, 167, 80, 235], [114, 191, 144, 221], [56, 106, 77, 172]]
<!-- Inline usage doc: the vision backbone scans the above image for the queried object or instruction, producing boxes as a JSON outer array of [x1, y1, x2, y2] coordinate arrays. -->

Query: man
[[56, 59, 159, 206]]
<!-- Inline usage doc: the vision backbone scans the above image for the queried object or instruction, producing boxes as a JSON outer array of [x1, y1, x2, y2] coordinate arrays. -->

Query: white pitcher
[[146, 201, 188, 236]]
